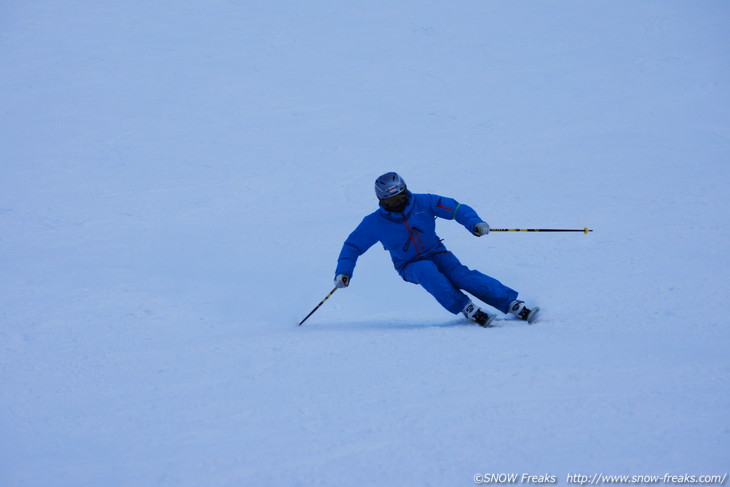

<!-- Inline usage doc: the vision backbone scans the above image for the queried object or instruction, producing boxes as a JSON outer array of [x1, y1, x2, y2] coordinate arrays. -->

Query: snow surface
[[2, 1, 729, 485]]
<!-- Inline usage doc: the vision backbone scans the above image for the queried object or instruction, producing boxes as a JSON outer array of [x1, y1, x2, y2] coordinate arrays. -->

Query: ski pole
[[491, 227, 593, 234], [298, 287, 338, 326]]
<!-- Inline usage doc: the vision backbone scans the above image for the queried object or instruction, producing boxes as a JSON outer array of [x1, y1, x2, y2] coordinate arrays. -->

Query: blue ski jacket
[[335, 192, 484, 279]]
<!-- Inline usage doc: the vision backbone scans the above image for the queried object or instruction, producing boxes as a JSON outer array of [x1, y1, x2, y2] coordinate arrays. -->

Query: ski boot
[[463, 301, 496, 327], [508, 300, 539, 324]]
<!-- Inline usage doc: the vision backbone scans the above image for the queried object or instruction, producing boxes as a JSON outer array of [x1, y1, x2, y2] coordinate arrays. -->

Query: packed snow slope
[[2, 1, 729, 486]]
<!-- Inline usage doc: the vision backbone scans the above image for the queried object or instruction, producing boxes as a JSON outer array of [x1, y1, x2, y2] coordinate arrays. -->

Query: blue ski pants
[[400, 252, 518, 315]]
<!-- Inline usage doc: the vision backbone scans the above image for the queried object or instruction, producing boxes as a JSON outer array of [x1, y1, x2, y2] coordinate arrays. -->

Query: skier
[[334, 172, 538, 326]]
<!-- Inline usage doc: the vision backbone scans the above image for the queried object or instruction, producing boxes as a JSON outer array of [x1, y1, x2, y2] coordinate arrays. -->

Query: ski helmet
[[374, 172, 407, 200]]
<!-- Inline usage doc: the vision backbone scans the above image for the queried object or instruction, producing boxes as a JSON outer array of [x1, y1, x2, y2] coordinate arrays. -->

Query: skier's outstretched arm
[[334, 217, 378, 287], [428, 194, 489, 236]]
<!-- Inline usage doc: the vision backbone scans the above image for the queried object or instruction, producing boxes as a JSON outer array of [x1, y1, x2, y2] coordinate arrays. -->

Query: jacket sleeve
[[428, 194, 483, 234], [335, 216, 379, 278]]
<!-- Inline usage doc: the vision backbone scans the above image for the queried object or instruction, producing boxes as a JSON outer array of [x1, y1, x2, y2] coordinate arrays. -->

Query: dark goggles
[[379, 190, 409, 212]]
